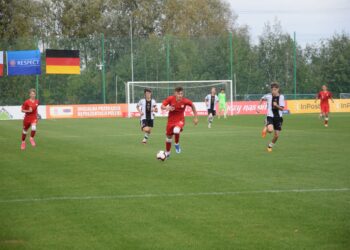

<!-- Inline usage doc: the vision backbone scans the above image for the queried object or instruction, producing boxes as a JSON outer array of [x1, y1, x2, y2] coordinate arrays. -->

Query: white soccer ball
[[156, 150, 167, 161]]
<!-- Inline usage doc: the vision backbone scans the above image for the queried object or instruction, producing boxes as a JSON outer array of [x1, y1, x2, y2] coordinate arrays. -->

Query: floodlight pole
[[35, 36, 39, 100], [293, 31, 297, 100], [101, 33, 106, 104]]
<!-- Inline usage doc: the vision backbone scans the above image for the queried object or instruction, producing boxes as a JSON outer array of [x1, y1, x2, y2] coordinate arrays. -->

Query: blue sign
[[7, 50, 41, 76]]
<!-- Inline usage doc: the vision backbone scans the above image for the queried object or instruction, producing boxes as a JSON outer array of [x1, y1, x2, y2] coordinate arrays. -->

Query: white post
[[115, 76, 118, 104], [130, 18, 134, 82], [127, 82, 130, 118], [230, 79, 233, 115]]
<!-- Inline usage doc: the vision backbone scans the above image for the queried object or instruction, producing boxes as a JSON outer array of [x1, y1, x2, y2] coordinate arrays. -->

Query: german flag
[[46, 49, 80, 74]]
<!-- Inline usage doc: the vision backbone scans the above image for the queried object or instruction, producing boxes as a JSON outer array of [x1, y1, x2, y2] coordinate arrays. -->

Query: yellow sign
[[287, 99, 350, 114]]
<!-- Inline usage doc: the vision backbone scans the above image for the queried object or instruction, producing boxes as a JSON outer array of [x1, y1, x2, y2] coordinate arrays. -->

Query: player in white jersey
[[136, 88, 158, 144], [256, 82, 285, 152], [205, 87, 219, 128]]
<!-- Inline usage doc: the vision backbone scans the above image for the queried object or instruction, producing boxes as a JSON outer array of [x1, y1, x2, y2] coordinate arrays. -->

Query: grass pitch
[[0, 114, 349, 249]]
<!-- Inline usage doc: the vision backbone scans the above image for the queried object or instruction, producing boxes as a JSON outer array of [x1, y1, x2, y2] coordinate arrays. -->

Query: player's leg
[[267, 118, 282, 152], [140, 120, 149, 143], [165, 124, 174, 157], [173, 125, 183, 153], [207, 110, 214, 128], [323, 106, 329, 127], [142, 126, 151, 143], [21, 120, 31, 150], [29, 123, 37, 146], [262, 117, 272, 138], [223, 105, 227, 119]]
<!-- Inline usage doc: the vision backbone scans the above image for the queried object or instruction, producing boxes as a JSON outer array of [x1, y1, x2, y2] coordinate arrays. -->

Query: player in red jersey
[[161, 86, 198, 158], [315, 85, 334, 127], [21, 89, 39, 150]]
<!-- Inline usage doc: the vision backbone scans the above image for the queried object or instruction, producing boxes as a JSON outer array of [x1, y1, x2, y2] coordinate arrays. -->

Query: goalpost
[[126, 80, 234, 118]]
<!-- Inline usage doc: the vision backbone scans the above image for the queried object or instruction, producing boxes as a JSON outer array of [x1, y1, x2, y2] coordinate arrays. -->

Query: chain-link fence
[[0, 34, 337, 105]]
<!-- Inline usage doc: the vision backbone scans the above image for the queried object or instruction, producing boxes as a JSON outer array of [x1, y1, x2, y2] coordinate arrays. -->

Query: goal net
[[126, 80, 234, 117]]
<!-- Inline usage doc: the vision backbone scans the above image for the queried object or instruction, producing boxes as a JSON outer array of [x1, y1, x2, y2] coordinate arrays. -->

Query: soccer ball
[[156, 150, 167, 161]]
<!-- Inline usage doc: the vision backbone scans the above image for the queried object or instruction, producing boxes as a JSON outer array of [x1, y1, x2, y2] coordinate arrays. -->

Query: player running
[[136, 88, 158, 144], [218, 88, 227, 119], [315, 85, 334, 127], [256, 82, 285, 152], [205, 87, 219, 128], [161, 86, 198, 158], [21, 88, 39, 150]]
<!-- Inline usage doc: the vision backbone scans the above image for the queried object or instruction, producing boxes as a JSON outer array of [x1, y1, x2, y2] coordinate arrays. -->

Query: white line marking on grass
[[40, 130, 243, 139], [0, 188, 349, 204]]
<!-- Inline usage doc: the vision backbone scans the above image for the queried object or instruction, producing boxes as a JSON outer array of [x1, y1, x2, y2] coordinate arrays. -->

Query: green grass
[[0, 114, 349, 249]]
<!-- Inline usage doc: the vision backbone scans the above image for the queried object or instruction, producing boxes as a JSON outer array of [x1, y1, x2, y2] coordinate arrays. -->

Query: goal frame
[[126, 80, 234, 118]]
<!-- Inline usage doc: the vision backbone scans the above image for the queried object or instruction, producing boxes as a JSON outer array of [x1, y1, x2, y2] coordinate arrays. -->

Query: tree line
[[0, 0, 349, 105]]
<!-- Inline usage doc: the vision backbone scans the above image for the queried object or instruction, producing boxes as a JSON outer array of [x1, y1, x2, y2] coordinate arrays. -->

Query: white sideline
[[0, 188, 348, 204]]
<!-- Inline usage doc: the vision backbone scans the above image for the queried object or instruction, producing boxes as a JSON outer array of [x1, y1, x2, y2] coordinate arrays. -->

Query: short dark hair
[[270, 82, 280, 89], [175, 86, 183, 92], [144, 88, 152, 93]]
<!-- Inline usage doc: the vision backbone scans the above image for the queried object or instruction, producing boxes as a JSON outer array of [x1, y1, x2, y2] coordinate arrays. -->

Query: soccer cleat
[[165, 152, 170, 159], [208, 123, 211, 128], [21, 141, 26, 150], [175, 144, 181, 154], [267, 147, 272, 152], [325, 124, 328, 127], [262, 128, 267, 138], [30, 137, 36, 147], [142, 138, 147, 144]]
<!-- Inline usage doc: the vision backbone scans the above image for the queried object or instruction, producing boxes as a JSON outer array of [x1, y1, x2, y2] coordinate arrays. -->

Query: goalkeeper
[[218, 88, 227, 119]]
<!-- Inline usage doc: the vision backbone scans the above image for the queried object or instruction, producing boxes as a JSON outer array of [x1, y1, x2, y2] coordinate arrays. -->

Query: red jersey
[[162, 96, 193, 124], [317, 91, 332, 106], [22, 99, 39, 121]]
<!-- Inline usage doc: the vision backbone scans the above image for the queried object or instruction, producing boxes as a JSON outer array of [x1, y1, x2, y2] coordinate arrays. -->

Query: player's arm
[[204, 96, 209, 107], [152, 101, 158, 113], [315, 93, 320, 103], [161, 98, 175, 111], [256, 96, 266, 113], [136, 102, 143, 116], [330, 93, 335, 103], [21, 103, 32, 113], [191, 103, 199, 125], [273, 95, 285, 111]]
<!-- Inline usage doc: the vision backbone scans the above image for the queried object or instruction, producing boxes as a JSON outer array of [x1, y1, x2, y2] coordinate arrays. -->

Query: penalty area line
[[0, 188, 349, 204]]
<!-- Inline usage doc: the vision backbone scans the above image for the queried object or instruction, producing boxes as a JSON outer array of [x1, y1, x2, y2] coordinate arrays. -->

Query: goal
[[126, 80, 234, 117]]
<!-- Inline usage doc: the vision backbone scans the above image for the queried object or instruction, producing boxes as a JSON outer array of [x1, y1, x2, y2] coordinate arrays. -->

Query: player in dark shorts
[[136, 88, 158, 144], [256, 82, 285, 152]]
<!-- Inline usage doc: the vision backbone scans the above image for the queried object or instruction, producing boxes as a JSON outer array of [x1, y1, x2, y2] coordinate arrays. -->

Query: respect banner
[[6, 50, 41, 76]]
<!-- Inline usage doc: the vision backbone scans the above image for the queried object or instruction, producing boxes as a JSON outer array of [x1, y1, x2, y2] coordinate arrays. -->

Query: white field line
[[0, 188, 348, 204]]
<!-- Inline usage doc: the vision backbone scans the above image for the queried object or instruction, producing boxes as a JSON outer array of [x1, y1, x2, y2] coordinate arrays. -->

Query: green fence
[[0, 33, 327, 105]]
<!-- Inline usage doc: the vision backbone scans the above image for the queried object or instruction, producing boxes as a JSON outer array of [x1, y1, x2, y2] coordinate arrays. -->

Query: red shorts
[[321, 104, 329, 113], [23, 119, 37, 130], [166, 121, 184, 136]]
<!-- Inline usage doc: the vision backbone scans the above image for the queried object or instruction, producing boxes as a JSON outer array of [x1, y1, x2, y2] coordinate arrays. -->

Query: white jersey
[[261, 93, 285, 118], [205, 94, 219, 110], [137, 98, 157, 120]]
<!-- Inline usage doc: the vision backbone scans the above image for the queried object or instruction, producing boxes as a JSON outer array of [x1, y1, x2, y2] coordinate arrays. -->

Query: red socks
[[166, 141, 171, 152], [175, 134, 180, 144], [31, 131, 36, 137], [22, 133, 27, 141]]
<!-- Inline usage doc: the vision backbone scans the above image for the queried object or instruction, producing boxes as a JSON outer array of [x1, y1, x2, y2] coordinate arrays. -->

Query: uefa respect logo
[[9, 59, 40, 67]]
